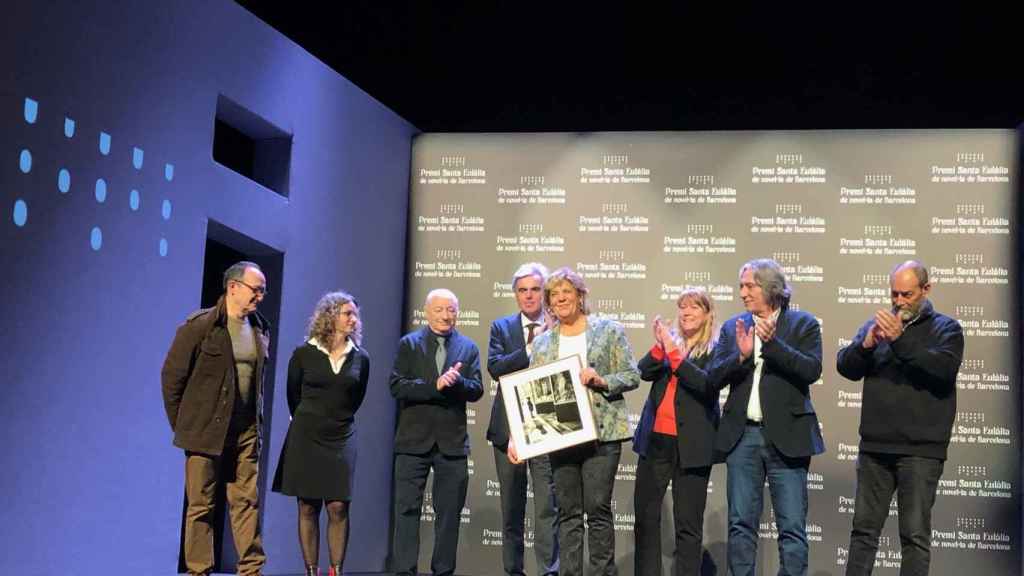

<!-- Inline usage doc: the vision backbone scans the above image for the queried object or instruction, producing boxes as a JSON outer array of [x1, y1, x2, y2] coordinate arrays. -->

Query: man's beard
[[894, 303, 919, 323]]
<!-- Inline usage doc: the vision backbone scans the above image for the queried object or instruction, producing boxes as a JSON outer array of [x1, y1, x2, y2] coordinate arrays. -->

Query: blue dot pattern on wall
[[90, 227, 103, 251], [19, 149, 32, 173], [24, 98, 38, 124], [13, 199, 28, 226], [18, 95, 177, 256], [58, 168, 71, 193]]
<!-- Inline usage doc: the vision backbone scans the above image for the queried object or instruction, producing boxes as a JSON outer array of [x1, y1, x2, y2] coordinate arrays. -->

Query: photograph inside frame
[[514, 368, 583, 444], [500, 354, 597, 459]]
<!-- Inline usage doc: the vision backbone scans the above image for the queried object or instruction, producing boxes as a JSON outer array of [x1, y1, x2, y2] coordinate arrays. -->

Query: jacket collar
[[423, 325, 457, 343], [904, 299, 935, 326], [213, 295, 269, 333]]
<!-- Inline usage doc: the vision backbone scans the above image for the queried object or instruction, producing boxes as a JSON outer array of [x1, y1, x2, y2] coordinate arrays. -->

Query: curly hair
[[307, 291, 361, 346]]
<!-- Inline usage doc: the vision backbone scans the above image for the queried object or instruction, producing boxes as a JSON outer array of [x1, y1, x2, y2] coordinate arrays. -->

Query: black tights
[[297, 498, 350, 568]]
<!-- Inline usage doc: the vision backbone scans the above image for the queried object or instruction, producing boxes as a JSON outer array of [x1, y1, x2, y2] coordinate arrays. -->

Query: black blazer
[[389, 327, 483, 456], [633, 347, 719, 468], [710, 308, 825, 459], [485, 313, 531, 449]]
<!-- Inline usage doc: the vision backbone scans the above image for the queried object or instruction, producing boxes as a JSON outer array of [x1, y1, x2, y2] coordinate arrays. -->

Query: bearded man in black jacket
[[837, 260, 964, 576]]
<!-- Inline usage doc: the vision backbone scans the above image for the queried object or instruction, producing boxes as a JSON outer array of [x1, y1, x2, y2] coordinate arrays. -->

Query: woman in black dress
[[273, 291, 369, 576]]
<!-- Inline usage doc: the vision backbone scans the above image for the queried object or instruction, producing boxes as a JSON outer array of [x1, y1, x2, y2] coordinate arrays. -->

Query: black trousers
[[634, 432, 711, 576], [392, 447, 469, 576], [493, 446, 560, 576], [845, 451, 944, 576]]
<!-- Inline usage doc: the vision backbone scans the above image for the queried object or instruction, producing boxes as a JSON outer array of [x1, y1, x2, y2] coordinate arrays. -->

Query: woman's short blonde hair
[[543, 267, 590, 316], [673, 288, 717, 358]]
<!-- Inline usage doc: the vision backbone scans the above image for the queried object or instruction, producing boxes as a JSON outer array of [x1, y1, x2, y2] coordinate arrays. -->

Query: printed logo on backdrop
[[773, 251, 824, 284], [836, 272, 888, 305], [957, 357, 1010, 393], [954, 305, 1009, 338], [750, 204, 826, 235], [593, 298, 645, 330], [930, 252, 1010, 286], [665, 174, 737, 205], [938, 464, 1013, 499], [931, 152, 1010, 184], [931, 203, 1010, 237], [836, 535, 900, 570], [413, 248, 483, 281], [576, 249, 647, 281], [660, 271, 735, 303], [664, 223, 737, 255], [580, 154, 651, 185], [419, 155, 487, 185], [578, 202, 649, 234], [841, 172, 917, 205], [497, 223, 566, 253], [951, 411, 1011, 447], [499, 175, 567, 205], [932, 516, 1013, 552], [840, 224, 917, 257], [416, 203, 486, 233], [751, 154, 827, 185]]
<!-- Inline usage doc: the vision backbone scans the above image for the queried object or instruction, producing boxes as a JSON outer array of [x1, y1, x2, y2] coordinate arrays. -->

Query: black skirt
[[272, 410, 357, 500], [272, 342, 369, 500]]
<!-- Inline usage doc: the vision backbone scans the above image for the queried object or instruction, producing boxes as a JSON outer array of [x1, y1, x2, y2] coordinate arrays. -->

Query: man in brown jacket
[[162, 261, 270, 576]]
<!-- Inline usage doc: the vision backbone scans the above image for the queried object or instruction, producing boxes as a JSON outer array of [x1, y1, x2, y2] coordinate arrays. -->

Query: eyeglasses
[[233, 279, 268, 296]]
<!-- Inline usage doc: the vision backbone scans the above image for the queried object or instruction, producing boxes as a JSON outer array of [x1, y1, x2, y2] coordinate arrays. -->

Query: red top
[[649, 344, 684, 436]]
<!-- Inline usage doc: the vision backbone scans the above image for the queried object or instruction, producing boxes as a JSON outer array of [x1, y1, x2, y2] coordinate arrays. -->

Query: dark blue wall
[[0, 2, 413, 573]]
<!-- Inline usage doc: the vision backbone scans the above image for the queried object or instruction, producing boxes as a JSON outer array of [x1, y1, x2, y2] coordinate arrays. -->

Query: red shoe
[[328, 564, 342, 576]]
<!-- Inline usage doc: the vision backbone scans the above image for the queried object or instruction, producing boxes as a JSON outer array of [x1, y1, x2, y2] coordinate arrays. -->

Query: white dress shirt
[[746, 308, 780, 423]]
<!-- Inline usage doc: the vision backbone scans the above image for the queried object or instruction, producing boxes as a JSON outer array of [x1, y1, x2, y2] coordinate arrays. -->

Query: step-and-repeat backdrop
[[402, 131, 1018, 575]]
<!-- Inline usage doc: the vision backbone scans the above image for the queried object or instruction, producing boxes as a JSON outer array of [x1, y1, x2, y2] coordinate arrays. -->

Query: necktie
[[527, 322, 539, 344], [435, 336, 447, 375]]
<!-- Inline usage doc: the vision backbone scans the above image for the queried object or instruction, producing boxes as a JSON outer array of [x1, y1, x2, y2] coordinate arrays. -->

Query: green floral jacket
[[530, 315, 640, 442]]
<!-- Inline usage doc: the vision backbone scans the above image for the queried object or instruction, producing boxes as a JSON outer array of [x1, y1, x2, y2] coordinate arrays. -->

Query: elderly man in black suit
[[486, 263, 559, 576], [389, 288, 483, 576], [710, 258, 825, 576]]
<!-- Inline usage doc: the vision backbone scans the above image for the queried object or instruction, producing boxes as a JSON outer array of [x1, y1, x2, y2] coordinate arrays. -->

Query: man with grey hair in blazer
[[389, 288, 483, 576], [486, 262, 559, 576], [710, 258, 825, 576]]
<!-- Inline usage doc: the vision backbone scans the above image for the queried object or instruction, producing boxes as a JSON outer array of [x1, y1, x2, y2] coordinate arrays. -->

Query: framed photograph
[[499, 354, 598, 460]]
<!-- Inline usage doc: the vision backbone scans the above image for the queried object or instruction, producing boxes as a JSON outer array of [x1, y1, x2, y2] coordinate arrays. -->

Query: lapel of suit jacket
[[774, 308, 790, 341], [738, 311, 756, 398], [509, 314, 526, 350], [583, 317, 597, 370]]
